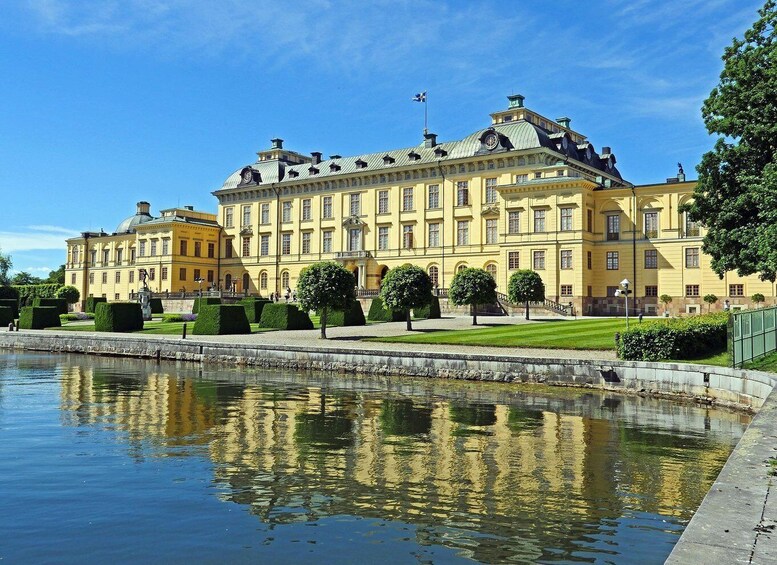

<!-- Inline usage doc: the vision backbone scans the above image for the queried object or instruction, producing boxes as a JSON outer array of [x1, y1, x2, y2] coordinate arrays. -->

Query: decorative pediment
[[481, 205, 500, 217], [342, 215, 366, 228], [239, 227, 253, 236]]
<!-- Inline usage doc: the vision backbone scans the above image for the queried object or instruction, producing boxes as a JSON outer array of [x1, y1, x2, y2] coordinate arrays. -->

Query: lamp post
[[615, 278, 631, 329], [195, 277, 204, 297]]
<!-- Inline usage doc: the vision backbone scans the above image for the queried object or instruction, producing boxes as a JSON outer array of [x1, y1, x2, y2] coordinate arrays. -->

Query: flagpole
[[424, 93, 428, 135]]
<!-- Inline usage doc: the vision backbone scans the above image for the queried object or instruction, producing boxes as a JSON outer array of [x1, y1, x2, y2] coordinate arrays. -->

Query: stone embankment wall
[[1, 332, 774, 409]]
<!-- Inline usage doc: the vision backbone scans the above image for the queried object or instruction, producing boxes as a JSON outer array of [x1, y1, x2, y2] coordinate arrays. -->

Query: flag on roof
[[412, 92, 426, 102]]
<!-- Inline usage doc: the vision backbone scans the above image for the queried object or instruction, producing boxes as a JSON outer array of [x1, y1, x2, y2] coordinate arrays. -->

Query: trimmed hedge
[[150, 298, 164, 314], [367, 297, 406, 322], [414, 296, 441, 319], [240, 297, 271, 323], [33, 297, 68, 315], [0, 286, 19, 300], [85, 296, 107, 313], [94, 302, 144, 333], [192, 297, 221, 314], [260, 303, 314, 330], [324, 301, 366, 327], [19, 306, 61, 329], [0, 306, 13, 327], [617, 312, 729, 361], [13, 284, 61, 307], [0, 298, 19, 318], [193, 305, 251, 335]]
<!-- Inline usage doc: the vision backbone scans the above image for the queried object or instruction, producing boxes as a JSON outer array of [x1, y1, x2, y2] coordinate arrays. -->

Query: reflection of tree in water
[[379, 399, 432, 437], [294, 394, 354, 451], [449, 401, 496, 436], [506, 406, 544, 433]]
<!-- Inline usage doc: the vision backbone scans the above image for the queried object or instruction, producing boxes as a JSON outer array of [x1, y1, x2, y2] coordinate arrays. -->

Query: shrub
[[240, 297, 271, 323], [94, 302, 144, 333], [367, 297, 406, 322], [0, 306, 13, 327], [0, 286, 19, 300], [85, 296, 107, 313], [414, 296, 441, 319], [617, 312, 729, 361], [448, 268, 497, 325], [325, 301, 366, 327], [259, 303, 314, 330], [33, 297, 68, 315], [13, 284, 61, 306], [60, 312, 93, 321], [150, 298, 164, 314], [379, 265, 433, 331], [0, 298, 19, 318], [193, 305, 250, 335], [18, 306, 61, 329], [56, 285, 80, 304], [162, 313, 197, 323], [192, 297, 221, 314]]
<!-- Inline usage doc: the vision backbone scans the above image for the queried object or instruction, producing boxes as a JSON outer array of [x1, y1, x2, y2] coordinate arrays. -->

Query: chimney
[[184, 205, 194, 211], [329, 154, 341, 160], [311, 152, 322, 165], [507, 94, 525, 109], [557, 116, 571, 129], [271, 138, 284, 149], [601, 146, 612, 155], [423, 132, 438, 148], [136, 201, 150, 215]]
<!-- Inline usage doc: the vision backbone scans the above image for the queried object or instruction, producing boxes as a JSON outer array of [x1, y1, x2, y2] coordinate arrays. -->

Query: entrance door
[[352, 267, 359, 287]]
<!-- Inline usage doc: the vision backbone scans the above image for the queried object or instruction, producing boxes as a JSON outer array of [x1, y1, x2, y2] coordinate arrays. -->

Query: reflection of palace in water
[[59, 360, 748, 562]]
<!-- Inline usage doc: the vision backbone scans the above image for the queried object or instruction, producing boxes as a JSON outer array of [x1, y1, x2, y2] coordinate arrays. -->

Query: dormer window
[[355, 158, 367, 169], [383, 154, 395, 165], [408, 151, 420, 161], [330, 163, 341, 172], [288, 170, 299, 178], [434, 147, 447, 157], [309, 166, 319, 175]]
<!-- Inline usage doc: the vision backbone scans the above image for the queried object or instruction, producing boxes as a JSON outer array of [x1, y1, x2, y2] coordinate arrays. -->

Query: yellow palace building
[[67, 95, 775, 315]]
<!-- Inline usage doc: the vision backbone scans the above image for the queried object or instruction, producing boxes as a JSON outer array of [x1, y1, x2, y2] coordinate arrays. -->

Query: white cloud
[[0, 225, 79, 252]]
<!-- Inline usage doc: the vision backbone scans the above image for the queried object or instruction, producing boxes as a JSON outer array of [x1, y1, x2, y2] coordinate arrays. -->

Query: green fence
[[730, 306, 777, 367]]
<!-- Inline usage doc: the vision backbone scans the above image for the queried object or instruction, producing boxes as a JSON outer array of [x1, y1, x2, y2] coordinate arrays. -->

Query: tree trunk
[[406, 309, 412, 331], [320, 307, 327, 339], [525, 301, 530, 320], [472, 303, 478, 325]]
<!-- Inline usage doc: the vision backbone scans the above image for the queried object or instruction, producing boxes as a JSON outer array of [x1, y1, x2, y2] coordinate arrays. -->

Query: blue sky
[[0, 0, 764, 276]]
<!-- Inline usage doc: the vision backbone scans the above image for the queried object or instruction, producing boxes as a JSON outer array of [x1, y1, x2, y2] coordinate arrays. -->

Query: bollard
[[182, 322, 187, 340], [8, 321, 14, 332], [614, 332, 620, 346]]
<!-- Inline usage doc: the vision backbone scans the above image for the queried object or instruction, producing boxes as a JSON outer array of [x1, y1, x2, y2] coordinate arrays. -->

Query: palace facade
[[66, 95, 776, 314]]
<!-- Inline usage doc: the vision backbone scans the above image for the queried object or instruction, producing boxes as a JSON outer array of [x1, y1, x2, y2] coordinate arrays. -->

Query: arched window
[[260, 271, 268, 290], [281, 270, 290, 289], [457, 263, 467, 273], [485, 263, 497, 279], [242, 273, 250, 293], [224, 273, 232, 291], [428, 265, 439, 287]]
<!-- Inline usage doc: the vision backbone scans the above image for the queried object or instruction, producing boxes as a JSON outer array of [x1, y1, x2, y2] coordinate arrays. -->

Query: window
[[533, 250, 545, 270], [72, 247, 80, 264], [302, 232, 311, 254], [179, 268, 186, 281], [485, 178, 497, 204], [348, 228, 361, 251], [730, 284, 744, 296], [225, 239, 233, 259], [606, 214, 620, 241], [114, 293, 120, 300], [350, 193, 361, 216], [90, 249, 97, 265], [645, 285, 658, 297], [378, 190, 389, 214], [260, 235, 269, 256], [587, 251, 592, 269], [240, 237, 250, 257], [281, 271, 290, 289], [485, 219, 498, 244], [560, 250, 572, 269], [508, 211, 520, 234], [429, 266, 439, 287], [102, 249, 109, 264], [148, 240, 156, 257], [560, 208, 573, 231], [260, 272, 267, 290], [378, 226, 389, 250], [606, 251, 619, 270], [645, 249, 658, 269], [242, 205, 251, 226], [686, 214, 700, 237], [225, 207, 234, 228], [89, 272, 95, 284], [115, 271, 121, 283], [534, 209, 546, 233], [644, 212, 658, 238], [322, 196, 333, 219], [149, 268, 155, 281], [194, 241, 201, 257], [161, 267, 168, 280], [162, 239, 169, 256], [282, 201, 292, 223], [560, 285, 573, 297], [428, 223, 440, 247], [322, 230, 333, 253], [456, 220, 469, 245], [261, 203, 270, 224], [207, 242, 215, 258], [302, 199, 311, 221], [508, 251, 520, 270], [685, 247, 699, 268], [71, 273, 76, 284], [607, 286, 619, 297], [485, 263, 497, 279], [587, 209, 593, 233], [428, 184, 440, 209], [402, 187, 414, 211], [129, 271, 134, 283], [139, 241, 146, 257], [686, 284, 700, 297], [180, 240, 188, 256], [403, 225, 414, 249], [207, 270, 214, 283], [456, 181, 469, 206], [515, 173, 528, 183], [193, 269, 201, 281], [281, 233, 291, 255]]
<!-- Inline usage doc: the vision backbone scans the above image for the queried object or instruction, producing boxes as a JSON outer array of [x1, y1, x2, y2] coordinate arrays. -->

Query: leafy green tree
[[660, 294, 673, 316], [682, 2, 777, 281], [297, 261, 357, 339], [56, 285, 80, 305], [703, 293, 718, 312], [11, 272, 43, 285], [752, 292, 766, 307], [379, 265, 433, 331], [0, 248, 11, 286], [46, 265, 65, 285], [507, 270, 545, 320], [448, 267, 497, 325]]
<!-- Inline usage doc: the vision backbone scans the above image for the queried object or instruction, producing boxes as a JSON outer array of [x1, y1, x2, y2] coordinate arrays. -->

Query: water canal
[[0, 353, 750, 563]]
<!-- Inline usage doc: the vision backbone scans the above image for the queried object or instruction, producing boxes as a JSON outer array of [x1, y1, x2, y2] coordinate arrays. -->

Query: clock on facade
[[241, 169, 253, 184], [484, 132, 499, 150]]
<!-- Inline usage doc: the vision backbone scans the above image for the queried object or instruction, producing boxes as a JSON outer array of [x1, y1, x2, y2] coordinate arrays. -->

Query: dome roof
[[115, 202, 154, 233]]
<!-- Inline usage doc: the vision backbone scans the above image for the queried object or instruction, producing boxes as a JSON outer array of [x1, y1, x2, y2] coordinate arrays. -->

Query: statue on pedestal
[[138, 269, 152, 321]]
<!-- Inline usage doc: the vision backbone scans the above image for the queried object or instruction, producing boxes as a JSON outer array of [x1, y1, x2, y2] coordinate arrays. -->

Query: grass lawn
[[370, 318, 629, 350]]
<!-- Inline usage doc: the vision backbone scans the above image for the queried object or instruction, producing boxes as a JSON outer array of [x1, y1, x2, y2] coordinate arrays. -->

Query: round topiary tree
[[379, 265, 433, 331], [56, 285, 80, 306], [660, 294, 673, 316], [448, 267, 497, 325], [297, 261, 357, 339], [507, 270, 545, 320], [703, 293, 718, 312], [752, 293, 766, 308]]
